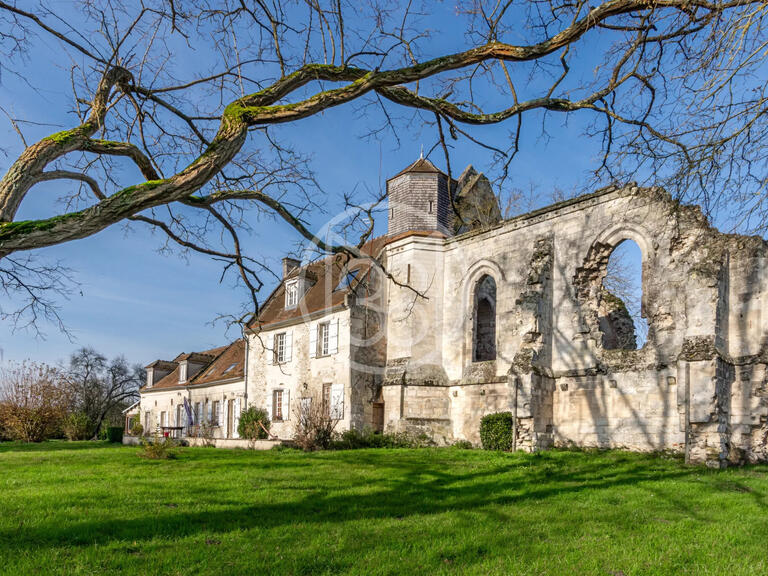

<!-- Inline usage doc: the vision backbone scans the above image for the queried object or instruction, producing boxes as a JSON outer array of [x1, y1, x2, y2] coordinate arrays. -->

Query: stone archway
[[572, 224, 653, 352], [473, 275, 497, 362]]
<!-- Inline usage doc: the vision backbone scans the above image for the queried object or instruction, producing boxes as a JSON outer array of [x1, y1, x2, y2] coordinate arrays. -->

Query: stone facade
[[139, 159, 768, 467], [138, 378, 247, 439], [379, 179, 768, 467]]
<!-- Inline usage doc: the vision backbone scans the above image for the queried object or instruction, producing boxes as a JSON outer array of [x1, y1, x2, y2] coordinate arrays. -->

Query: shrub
[[479, 412, 516, 451], [63, 412, 93, 441], [293, 395, 338, 451], [130, 418, 144, 437], [452, 439, 474, 450], [106, 426, 123, 443], [238, 407, 271, 440], [332, 428, 372, 449], [138, 435, 178, 460], [330, 428, 434, 450], [190, 420, 217, 447]]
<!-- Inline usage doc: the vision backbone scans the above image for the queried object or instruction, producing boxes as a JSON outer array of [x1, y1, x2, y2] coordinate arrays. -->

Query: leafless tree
[[0, 1, 765, 333], [293, 391, 341, 451], [0, 361, 70, 442], [64, 347, 142, 438]]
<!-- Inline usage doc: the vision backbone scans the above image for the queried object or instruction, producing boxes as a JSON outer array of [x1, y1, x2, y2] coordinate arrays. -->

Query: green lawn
[[0, 443, 767, 575]]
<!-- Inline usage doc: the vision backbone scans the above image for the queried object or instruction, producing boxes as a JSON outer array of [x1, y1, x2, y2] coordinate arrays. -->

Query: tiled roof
[[192, 340, 246, 385], [141, 341, 244, 392], [249, 235, 391, 330], [389, 157, 446, 180]]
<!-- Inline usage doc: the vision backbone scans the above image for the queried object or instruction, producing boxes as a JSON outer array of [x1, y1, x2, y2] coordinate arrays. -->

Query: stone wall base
[[123, 435, 286, 450]]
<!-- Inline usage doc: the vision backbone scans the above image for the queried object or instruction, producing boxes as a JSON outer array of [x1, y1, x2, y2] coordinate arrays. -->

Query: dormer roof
[[140, 341, 244, 392], [175, 351, 218, 364], [144, 359, 177, 371]]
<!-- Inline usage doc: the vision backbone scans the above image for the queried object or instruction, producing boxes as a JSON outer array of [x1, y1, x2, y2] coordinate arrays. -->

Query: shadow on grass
[[0, 448, 710, 552]]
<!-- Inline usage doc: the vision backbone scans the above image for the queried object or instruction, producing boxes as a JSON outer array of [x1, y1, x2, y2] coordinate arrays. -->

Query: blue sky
[[0, 3, 661, 366]]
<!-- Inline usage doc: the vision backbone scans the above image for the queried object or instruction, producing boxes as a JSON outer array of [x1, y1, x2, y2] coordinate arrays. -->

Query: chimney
[[282, 257, 300, 278]]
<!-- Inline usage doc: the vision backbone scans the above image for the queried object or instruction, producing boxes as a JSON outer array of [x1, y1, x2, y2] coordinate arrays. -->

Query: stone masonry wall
[[382, 185, 768, 466]]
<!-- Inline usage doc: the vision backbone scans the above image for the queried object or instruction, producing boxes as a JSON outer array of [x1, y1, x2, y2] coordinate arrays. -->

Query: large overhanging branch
[[0, 0, 761, 263]]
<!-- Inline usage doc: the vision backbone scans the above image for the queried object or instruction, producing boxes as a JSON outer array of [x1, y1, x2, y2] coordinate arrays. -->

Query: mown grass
[[0, 441, 767, 575]]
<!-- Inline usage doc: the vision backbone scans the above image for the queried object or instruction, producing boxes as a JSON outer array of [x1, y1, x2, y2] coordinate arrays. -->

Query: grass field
[[0, 442, 767, 575]]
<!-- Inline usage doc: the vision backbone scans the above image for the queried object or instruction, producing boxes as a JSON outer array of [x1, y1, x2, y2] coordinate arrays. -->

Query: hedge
[[106, 426, 124, 443], [479, 412, 515, 451]]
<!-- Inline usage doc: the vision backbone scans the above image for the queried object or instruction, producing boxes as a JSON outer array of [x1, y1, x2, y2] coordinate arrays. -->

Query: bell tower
[[387, 157, 452, 236]]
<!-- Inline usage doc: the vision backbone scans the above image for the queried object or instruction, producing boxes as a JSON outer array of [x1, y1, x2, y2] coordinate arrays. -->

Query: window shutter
[[285, 330, 293, 362], [272, 334, 278, 364], [284, 389, 290, 421], [330, 383, 344, 420], [219, 401, 225, 428], [233, 399, 241, 439], [155, 412, 160, 431], [266, 391, 273, 421], [329, 318, 339, 354], [207, 401, 212, 425], [309, 323, 317, 358]]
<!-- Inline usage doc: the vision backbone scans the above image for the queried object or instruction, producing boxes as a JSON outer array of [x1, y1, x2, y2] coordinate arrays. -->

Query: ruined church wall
[[436, 188, 689, 449], [390, 187, 745, 457], [377, 183, 768, 463]]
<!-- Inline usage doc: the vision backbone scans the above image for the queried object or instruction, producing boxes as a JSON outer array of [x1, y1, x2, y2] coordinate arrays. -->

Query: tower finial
[[419, 144, 424, 159]]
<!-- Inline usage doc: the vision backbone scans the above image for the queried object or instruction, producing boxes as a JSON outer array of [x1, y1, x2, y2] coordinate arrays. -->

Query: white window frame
[[318, 322, 330, 356], [273, 389, 283, 421], [285, 281, 298, 308], [275, 332, 286, 363]]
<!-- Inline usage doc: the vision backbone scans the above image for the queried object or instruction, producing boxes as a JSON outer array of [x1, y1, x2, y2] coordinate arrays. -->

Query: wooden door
[[372, 403, 384, 432]]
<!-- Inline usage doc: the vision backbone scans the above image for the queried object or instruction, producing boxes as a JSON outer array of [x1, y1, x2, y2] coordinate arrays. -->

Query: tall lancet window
[[473, 275, 497, 362]]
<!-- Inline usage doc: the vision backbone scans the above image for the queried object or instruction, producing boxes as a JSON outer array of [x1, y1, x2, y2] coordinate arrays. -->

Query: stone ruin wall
[[382, 185, 768, 466]]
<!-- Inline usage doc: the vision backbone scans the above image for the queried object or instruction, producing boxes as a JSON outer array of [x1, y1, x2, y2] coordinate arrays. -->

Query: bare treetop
[[0, 0, 765, 332]]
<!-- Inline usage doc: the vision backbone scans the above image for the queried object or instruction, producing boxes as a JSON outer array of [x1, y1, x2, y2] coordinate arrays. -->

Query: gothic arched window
[[473, 274, 497, 362]]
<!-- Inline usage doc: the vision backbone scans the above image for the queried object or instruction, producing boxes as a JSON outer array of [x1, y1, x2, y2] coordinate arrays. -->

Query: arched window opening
[[473, 275, 497, 362], [601, 239, 648, 350]]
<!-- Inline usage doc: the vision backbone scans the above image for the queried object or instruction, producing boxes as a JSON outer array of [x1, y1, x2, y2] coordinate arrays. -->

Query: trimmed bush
[[238, 407, 270, 440], [479, 412, 515, 451], [106, 427, 123, 443]]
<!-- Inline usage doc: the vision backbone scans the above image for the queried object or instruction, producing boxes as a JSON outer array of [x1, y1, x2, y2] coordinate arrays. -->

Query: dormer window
[[179, 362, 188, 383], [285, 281, 299, 309], [146, 368, 154, 388]]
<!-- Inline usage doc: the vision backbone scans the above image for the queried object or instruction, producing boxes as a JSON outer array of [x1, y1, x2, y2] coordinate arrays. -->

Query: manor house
[[135, 158, 768, 467]]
